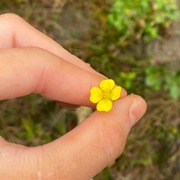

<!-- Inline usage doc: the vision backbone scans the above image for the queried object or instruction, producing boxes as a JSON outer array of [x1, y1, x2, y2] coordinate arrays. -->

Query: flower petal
[[111, 86, 122, 101], [96, 99, 112, 112], [90, 87, 103, 103], [100, 79, 115, 92]]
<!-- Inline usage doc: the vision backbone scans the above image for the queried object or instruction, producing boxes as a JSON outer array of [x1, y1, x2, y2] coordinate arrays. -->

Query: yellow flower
[[90, 79, 122, 112]]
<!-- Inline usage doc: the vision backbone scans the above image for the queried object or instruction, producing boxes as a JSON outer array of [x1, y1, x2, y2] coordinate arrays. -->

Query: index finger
[[0, 47, 126, 106]]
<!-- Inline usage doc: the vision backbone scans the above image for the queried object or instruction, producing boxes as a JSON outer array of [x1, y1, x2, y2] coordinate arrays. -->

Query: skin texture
[[0, 13, 147, 179]]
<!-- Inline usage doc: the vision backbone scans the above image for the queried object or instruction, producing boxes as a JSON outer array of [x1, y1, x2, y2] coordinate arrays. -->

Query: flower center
[[102, 90, 112, 100]]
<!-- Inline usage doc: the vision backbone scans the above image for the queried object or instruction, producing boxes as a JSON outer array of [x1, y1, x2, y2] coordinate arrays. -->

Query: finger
[[0, 13, 99, 75], [0, 95, 146, 179], [0, 47, 126, 105], [40, 95, 147, 179]]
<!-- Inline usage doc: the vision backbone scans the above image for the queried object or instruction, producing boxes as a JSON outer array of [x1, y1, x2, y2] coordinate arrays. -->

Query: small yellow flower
[[90, 79, 122, 112]]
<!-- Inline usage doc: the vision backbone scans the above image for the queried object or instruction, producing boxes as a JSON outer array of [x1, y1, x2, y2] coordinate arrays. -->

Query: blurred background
[[0, 0, 179, 179]]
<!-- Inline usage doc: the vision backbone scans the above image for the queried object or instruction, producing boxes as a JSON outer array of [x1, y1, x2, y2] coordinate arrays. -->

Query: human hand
[[0, 14, 147, 179]]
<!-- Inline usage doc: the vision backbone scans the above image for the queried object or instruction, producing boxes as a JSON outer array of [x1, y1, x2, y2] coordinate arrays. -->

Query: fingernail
[[129, 98, 147, 126]]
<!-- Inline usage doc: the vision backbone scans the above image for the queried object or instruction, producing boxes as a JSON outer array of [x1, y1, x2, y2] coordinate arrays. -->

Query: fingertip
[[120, 88, 127, 98], [129, 95, 147, 126], [40, 94, 147, 179]]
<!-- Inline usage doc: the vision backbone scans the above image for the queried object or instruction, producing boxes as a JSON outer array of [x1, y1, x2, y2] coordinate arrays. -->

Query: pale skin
[[0, 14, 147, 179]]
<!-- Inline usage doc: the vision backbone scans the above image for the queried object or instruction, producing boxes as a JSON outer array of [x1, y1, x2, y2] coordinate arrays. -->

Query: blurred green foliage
[[146, 65, 180, 100], [0, 95, 77, 146], [108, 0, 179, 45], [119, 72, 136, 90], [145, 65, 164, 90]]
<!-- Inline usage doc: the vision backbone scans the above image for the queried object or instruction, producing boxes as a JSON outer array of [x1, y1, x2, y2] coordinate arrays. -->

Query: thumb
[[0, 95, 146, 179], [40, 95, 147, 179]]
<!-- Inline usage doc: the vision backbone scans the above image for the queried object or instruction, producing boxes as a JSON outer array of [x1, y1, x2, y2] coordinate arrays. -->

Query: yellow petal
[[90, 87, 103, 103], [100, 79, 115, 92], [96, 100, 112, 112], [111, 86, 122, 101]]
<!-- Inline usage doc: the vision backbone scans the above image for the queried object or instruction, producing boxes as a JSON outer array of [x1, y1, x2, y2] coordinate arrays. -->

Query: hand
[[0, 14, 147, 179]]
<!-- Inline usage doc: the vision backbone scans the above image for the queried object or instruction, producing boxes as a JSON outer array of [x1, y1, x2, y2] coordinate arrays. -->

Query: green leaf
[[170, 85, 180, 100], [128, 72, 136, 79], [146, 75, 162, 90]]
